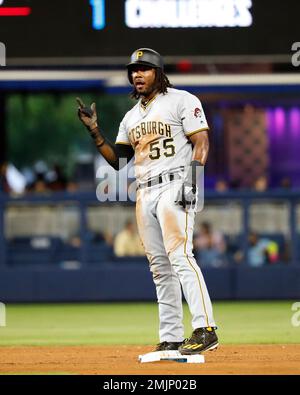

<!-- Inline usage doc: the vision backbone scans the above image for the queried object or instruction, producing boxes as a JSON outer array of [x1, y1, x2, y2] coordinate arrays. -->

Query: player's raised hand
[[76, 97, 98, 132]]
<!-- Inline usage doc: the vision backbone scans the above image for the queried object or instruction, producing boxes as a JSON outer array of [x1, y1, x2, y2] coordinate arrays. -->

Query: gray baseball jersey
[[116, 87, 209, 183]]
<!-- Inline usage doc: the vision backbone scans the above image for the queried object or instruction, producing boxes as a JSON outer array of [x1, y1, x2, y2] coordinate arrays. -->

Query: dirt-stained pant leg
[[136, 187, 184, 343], [157, 182, 216, 329]]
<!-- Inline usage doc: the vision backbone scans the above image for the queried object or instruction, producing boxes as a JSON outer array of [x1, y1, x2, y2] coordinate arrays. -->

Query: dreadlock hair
[[130, 68, 173, 100]]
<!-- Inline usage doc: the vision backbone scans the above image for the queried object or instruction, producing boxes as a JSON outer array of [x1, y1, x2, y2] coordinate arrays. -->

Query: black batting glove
[[76, 97, 98, 135], [175, 160, 202, 210], [175, 182, 197, 210]]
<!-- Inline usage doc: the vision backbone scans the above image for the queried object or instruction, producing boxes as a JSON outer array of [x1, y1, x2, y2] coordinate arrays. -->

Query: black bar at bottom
[[0, 375, 298, 393]]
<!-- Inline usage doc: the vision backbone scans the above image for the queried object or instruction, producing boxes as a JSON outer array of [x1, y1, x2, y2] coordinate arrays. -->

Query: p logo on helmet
[[126, 48, 163, 84], [136, 51, 144, 60]]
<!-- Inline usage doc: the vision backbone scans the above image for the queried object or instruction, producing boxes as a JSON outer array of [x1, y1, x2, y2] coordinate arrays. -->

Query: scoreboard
[[0, 0, 298, 64]]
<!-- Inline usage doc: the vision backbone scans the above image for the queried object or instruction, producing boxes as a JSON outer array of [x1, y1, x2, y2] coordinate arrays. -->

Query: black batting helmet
[[126, 48, 163, 84]]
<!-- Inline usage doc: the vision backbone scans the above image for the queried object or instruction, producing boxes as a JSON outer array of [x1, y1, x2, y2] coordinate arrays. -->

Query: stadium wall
[[0, 263, 299, 302]]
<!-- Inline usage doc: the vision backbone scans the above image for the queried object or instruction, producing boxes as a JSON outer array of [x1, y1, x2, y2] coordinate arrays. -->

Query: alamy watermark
[[0, 303, 6, 327], [0, 42, 6, 66], [291, 42, 300, 67], [95, 160, 205, 212], [291, 302, 300, 327]]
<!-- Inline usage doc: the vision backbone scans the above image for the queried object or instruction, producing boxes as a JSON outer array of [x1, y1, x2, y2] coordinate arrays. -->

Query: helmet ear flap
[[128, 69, 133, 85]]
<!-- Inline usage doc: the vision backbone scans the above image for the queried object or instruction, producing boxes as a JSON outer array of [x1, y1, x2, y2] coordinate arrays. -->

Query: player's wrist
[[95, 136, 106, 148], [191, 160, 204, 168], [93, 130, 105, 145], [88, 123, 98, 132], [186, 160, 203, 187], [88, 125, 102, 140]]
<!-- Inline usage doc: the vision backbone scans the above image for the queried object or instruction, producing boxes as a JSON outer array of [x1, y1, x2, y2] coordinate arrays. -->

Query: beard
[[138, 82, 159, 99]]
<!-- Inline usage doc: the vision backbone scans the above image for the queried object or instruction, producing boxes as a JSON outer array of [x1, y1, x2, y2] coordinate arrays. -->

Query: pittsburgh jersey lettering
[[130, 121, 171, 143]]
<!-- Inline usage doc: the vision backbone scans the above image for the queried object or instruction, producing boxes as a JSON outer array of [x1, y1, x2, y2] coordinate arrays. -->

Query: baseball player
[[77, 48, 218, 354]]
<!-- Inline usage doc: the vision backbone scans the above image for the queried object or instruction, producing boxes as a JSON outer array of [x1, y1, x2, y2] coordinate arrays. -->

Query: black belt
[[138, 170, 184, 189]]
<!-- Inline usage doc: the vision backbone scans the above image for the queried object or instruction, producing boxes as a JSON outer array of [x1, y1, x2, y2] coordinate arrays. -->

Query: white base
[[138, 350, 205, 364]]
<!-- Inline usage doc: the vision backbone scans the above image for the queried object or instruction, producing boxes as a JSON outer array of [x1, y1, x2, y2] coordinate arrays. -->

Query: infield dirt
[[0, 345, 299, 375]]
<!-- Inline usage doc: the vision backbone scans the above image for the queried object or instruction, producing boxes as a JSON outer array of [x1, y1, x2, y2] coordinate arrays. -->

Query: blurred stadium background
[[0, 0, 300, 307]]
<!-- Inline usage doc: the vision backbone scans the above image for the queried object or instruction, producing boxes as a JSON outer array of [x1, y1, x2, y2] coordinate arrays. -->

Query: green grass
[[0, 301, 299, 346]]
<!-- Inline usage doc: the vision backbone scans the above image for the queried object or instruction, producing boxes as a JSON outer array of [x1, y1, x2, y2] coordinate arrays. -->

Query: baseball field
[[0, 301, 299, 375]]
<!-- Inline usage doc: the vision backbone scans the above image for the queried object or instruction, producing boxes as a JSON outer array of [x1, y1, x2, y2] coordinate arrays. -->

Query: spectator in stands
[[0, 162, 10, 194], [26, 161, 49, 194], [67, 229, 113, 248], [279, 177, 292, 190], [68, 235, 81, 248], [47, 164, 68, 191], [253, 175, 268, 192], [247, 231, 279, 267], [234, 231, 279, 267], [66, 180, 79, 193], [214, 178, 229, 193], [114, 220, 145, 257], [194, 222, 227, 268], [92, 230, 113, 246], [0, 161, 26, 195], [29, 172, 49, 194]]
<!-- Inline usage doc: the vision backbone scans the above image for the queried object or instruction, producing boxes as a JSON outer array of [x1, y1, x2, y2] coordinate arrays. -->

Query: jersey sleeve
[[179, 93, 209, 137], [115, 118, 131, 145]]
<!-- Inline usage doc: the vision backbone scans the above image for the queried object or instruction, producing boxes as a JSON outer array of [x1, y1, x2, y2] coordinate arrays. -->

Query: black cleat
[[179, 327, 219, 354], [155, 341, 183, 351]]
